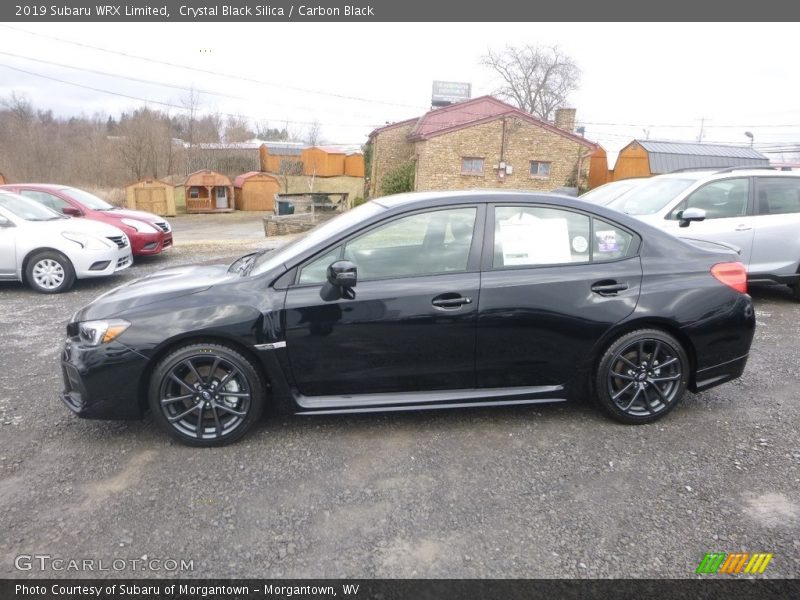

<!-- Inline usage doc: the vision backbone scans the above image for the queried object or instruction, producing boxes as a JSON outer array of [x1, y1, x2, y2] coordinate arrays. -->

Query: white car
[[607, 168, 800, 300], [0, 191, 132, 293]]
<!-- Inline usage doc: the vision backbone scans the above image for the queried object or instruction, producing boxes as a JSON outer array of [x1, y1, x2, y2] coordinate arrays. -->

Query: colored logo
[[696, 552, 773, 574]]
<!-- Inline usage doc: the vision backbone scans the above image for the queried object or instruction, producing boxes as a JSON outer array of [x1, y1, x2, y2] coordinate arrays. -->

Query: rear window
[[756, 177, 800, 215]]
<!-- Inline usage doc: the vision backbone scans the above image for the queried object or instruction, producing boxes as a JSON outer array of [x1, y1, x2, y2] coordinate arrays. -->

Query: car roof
[[0, 183, 70, 191], [374, 189, 588, 209], [650, 168, 800, 181]]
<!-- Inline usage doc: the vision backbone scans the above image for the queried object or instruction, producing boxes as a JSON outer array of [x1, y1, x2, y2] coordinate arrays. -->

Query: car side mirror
[[679, 207, 706, 228], [62, 206, 82, 217], [0, 216, 13, 228], [327, 260, 357, 288]]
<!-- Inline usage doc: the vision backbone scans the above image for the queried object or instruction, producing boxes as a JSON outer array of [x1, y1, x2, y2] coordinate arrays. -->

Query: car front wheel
[[149, 343, 265, 446], [25, 250, 76, 293], [595, 329, 689, 424]]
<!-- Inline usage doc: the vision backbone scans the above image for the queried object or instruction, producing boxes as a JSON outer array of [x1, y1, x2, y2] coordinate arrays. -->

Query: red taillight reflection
[[711, 262, 748, 294]]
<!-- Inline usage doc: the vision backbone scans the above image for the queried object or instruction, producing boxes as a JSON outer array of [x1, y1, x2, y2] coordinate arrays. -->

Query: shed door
[[135, 188, 167, 215], [215, 186, 228, 209]]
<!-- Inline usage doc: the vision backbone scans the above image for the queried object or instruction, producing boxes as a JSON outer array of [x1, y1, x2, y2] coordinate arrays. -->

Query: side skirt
[[293, 385, 566, 415]]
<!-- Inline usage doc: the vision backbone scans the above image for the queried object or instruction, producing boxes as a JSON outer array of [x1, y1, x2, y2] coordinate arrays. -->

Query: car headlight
[[78, 319, 130, 346], [121, 218, 158, 233], [62, 231, 114, 250]]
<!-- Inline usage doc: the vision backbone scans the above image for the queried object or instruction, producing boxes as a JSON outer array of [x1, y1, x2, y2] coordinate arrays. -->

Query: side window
[[297, 246, 341, 285], [343, 207, 477, 280], [493, 206, 590, 268], [672, 178, 749, 220], [19, 190, 69, 211], [756, 178, 800, 215], [592, 218, 636, 262]]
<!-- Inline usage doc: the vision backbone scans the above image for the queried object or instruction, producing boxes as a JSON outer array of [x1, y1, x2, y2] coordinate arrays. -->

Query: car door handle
[[432, 295, 472, 309], [591, 281, 628, 296], [734, 225, 752, 231]]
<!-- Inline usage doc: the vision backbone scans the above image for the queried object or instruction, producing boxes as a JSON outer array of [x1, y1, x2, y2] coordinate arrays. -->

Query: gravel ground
[[0, 223, 798, 579]]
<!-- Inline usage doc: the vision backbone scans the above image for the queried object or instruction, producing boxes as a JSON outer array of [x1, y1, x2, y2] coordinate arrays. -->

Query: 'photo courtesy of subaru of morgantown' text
[[0, 9, 798, 598]]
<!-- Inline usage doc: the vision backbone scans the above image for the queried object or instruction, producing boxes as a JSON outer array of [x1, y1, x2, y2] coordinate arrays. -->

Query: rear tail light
[[711, 262, 747, 294]]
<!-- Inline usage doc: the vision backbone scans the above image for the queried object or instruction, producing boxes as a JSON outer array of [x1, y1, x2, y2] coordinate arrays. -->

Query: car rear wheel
[[25, 250, 75, 294], [149, 343, 265, 446], [595, 329, 689, 424]]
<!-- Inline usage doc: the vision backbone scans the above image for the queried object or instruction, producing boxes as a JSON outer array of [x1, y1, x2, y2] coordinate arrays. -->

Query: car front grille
[[154, 221, 171, 233], [117, 255, 131, 269], [107, 235, 129, 249]]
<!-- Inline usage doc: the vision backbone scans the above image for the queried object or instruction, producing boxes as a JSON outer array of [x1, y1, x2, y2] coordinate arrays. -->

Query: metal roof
[[634, 140, 769, 174]]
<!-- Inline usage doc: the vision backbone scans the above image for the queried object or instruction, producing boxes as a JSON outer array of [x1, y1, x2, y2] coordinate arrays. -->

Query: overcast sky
[[1, 22, 798, 159]]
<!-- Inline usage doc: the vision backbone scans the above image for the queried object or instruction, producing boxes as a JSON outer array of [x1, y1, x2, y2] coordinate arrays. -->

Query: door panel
[[284, 272, 479, 396], [750, 177, 800, 276], [477, 258, 642, 388], [661, 177, 756, 265], [0, 220, 17, 275]]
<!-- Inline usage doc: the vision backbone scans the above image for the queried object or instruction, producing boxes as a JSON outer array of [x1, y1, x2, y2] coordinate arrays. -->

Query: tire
[[791, 281, 800, 302], [594, 329, 689, 424], [25, 250, 75, 294], [149, 343, 265, 446]]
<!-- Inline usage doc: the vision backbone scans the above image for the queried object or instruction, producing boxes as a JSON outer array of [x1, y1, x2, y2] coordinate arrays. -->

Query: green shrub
[[380, 160, 415, 196]]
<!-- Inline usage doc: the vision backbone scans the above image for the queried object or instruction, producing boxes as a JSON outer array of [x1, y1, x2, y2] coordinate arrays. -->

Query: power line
[[0, 63, 382, 130], [0, 49, 380, 119], [1, 24, 429, 111]]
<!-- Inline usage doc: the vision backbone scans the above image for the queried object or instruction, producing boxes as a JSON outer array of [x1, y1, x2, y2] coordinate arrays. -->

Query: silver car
[[608, 168, 800, 300], [0, 191, 133, 293]]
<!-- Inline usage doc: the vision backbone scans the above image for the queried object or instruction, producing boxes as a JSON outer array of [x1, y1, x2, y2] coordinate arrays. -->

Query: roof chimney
[[554, 108, 577, 133]]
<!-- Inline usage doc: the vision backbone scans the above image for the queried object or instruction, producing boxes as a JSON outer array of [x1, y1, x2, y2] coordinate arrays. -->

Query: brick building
[[368, 96, 597, 197]]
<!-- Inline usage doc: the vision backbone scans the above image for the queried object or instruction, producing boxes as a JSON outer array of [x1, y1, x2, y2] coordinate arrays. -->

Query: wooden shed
[[259, 143, 304, 174], [233, 171, 280, 212], [125, 178, 177, 216], [344, 153, 365, 177], [301, 146, 346, 177], [588, 147, 611, 189], [612, 140, 769, 181], [183, 170, 234, 213]]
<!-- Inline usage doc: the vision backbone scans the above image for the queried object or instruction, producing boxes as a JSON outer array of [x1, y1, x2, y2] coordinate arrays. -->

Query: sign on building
[[431, 81, 471, 107]]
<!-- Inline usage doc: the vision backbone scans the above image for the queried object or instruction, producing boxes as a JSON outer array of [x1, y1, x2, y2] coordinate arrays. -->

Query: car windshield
[[608, 177, 697, 215], [0, 191, 66, 221], [63, 187, 116, 210], [581, 179, 643, 205], [249, 201, 386, 275]]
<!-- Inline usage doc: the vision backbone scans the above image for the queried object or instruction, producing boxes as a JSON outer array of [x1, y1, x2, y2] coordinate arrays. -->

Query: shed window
[[189, 187, 199, 199], [461, 157, 484, 175], [530, 161, 551, 178]]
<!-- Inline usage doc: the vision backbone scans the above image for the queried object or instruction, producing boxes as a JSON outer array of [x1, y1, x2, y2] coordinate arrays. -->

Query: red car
[[0, 184, 173, 257]]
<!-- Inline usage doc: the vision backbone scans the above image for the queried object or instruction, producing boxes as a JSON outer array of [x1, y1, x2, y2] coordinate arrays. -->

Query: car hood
[[28, 216, 124, 237], [74, 262, 236, 320], [103, 208, 163, 223]]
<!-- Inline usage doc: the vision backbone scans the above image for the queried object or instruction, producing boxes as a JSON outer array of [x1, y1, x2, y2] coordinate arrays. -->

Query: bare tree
[[223, 114, 254, 143], [480, 45, 580, 121], [304, 119, 322, 146]]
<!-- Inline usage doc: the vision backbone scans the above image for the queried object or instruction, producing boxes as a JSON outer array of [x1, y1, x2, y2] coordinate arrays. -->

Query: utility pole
[[697, 117, 707, 143]]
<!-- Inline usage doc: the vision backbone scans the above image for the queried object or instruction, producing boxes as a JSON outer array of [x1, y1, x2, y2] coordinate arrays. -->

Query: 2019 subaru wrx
[[61, 191, 755, 446]]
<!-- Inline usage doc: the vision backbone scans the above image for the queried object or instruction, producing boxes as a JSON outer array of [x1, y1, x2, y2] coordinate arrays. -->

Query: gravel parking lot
[[1, 213, 798, 579]]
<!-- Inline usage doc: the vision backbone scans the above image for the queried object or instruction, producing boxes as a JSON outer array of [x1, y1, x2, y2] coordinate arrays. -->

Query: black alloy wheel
[[149, 343, 265, 446], [595, 329, 689, 424]]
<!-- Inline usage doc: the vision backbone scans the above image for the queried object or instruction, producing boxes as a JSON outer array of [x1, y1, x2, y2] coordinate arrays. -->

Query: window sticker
[[498, 212, 572, 265], [596, 230, 618, 253], [571, 235, 588, 253]]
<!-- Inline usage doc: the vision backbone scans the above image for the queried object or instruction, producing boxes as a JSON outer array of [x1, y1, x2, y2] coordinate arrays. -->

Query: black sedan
[[61, 191, 755, 446]]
